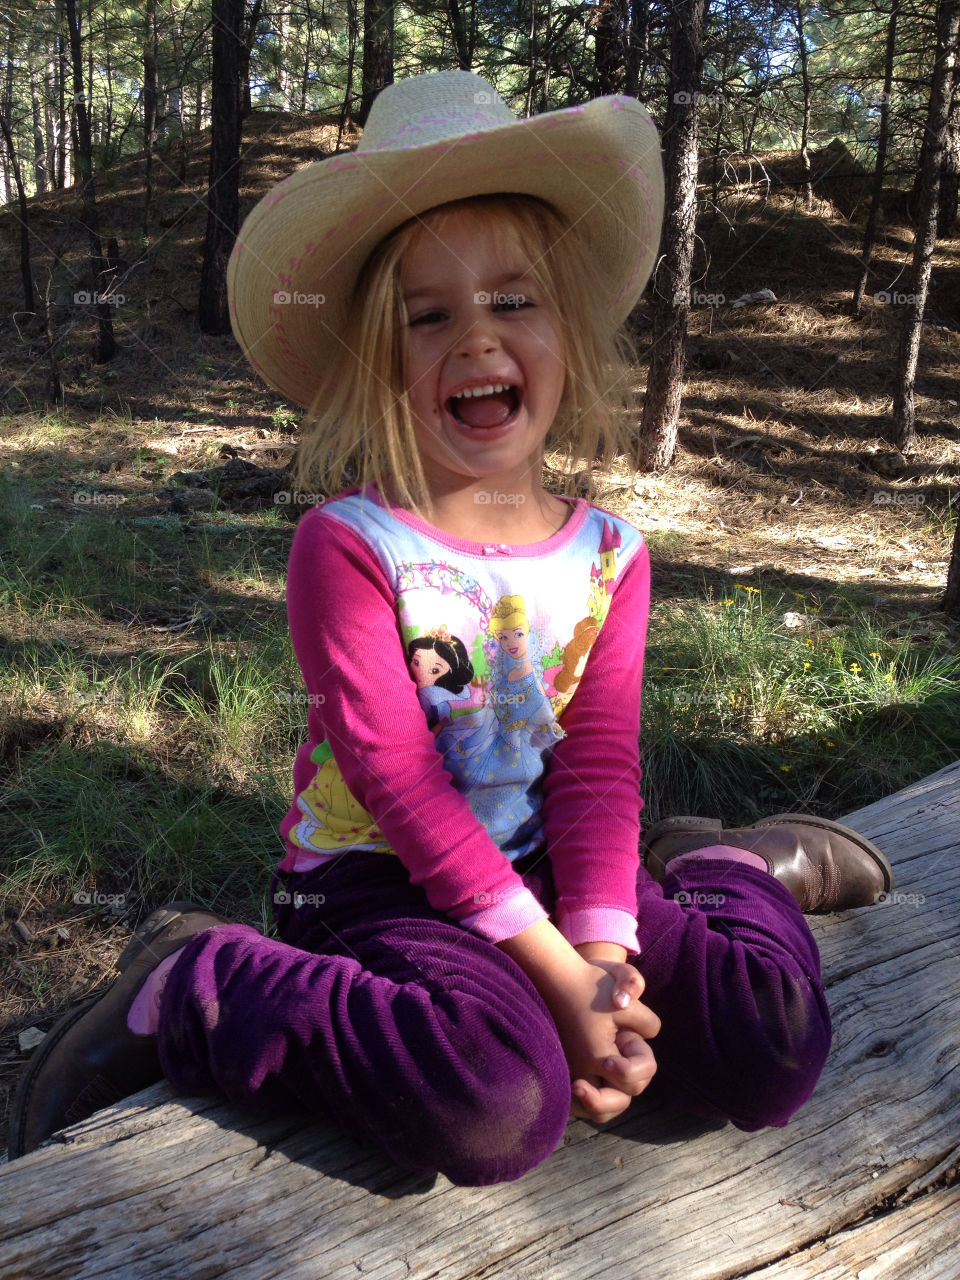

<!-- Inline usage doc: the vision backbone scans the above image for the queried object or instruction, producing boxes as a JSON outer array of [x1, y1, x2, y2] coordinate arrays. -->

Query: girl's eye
[[409, 310, 445, 326]]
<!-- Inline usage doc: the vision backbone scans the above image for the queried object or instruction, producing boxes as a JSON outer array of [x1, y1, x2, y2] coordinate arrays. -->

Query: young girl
[[10, 70, 893, 1183]]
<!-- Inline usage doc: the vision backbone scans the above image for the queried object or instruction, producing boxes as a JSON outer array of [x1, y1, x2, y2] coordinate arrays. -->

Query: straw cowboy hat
[[227, 69, 665, 409]]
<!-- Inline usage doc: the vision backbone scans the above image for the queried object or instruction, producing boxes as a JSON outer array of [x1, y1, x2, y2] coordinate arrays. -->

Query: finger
[[570, 1078, 633, 1124], [611, 966, 645, 1008], [613, 999, 662, 1040], [615, 1028, 651, 1057], [598, 1043, 658, 1096]]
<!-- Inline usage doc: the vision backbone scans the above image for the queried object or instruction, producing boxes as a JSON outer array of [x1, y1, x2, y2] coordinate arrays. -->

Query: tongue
[[454, 390, 515, 428]]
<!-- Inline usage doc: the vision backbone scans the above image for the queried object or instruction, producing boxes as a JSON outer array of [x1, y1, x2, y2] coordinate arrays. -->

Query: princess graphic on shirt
[[488, 595, 563, 752], [406, 632, 475, 734]]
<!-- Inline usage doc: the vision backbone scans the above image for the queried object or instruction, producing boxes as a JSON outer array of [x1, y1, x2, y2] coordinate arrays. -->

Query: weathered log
[[1, 761, 958, 1279]]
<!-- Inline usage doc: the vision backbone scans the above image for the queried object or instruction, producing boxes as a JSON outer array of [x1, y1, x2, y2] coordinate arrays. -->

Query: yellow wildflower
[[850, 662, 861, 673], [804, 662, 811, 670], [780, 764, 791, 772]]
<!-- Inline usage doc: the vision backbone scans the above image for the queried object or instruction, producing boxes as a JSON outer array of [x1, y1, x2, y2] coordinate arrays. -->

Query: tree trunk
[[30, 59, 48, 195], [65, 0, 116, 362], [358, 0, 394, 126], [103, 45, 114, 155], [594, 0, 628, 98], [891, 0, 960, 453], [143, 0, 158, 238], [2, 31, 14, 203], [447, 0, 471, 70], [241, 0, 265, 117], [794, 0, 813, 212], [938, 87, 960, 236], [540, 0, 553, 112], [945, 505, 960, 617], [637, 0, 707, 471], [625, 0, 648, 98], [338, 0, 359, 145], [58, 13, 69, 187], [853, 0, 899, 318], [44, 45, 59, 189], [198, 0, 243, 333], [525, 0, 538, 116], [0, 104, 36, 313], [277, 4, 290, 110]]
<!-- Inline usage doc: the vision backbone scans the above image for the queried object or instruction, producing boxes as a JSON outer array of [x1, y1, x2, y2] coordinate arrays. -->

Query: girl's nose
[[455, 313, 500, 356]]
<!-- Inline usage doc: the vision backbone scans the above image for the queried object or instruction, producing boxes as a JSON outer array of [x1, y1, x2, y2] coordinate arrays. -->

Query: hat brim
[[227, 95, 664, 409]]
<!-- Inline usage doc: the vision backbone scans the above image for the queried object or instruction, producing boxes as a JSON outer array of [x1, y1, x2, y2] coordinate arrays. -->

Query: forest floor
[[1, 110, 959, 1160]]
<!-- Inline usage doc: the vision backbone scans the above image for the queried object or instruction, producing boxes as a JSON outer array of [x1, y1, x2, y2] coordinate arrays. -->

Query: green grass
[[641, 583, 960, 823], [2, 463, 959, 930]]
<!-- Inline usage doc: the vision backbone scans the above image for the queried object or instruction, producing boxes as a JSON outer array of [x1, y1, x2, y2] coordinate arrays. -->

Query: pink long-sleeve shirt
[[280, 484, 650, 955]]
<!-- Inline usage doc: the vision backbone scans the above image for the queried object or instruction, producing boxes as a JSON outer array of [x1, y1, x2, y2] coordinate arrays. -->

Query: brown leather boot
[[641, 813, 894, 913], [7, 901, 230, 1160]]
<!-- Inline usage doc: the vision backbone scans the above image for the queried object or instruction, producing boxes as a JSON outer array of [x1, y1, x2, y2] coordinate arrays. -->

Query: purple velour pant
[[155, 851, 831, 1187]]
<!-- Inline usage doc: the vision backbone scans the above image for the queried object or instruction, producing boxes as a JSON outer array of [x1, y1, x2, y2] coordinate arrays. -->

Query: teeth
[[456, 383, 513, 398]]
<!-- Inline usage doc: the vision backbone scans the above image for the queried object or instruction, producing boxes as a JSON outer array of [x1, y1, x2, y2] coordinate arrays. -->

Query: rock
[[730, 289, 777, 308], [18, 1027, 46, 1052], [10, 920, 33, 946]]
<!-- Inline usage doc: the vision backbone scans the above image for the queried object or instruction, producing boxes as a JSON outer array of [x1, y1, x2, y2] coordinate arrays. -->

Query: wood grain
[[1, 760, 958, 1280]]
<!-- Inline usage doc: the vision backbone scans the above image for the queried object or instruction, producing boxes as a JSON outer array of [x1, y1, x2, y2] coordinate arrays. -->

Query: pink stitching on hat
[[270, 322, 316, 376]]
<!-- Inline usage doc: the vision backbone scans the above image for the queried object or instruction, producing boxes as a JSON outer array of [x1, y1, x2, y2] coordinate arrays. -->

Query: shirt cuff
[[452, 886, 549, 944], [556, 907, 641, 956]]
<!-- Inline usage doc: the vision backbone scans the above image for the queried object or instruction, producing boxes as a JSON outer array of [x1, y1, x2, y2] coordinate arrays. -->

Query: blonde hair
[[490, 595, 528, 634], [294, 193, 640, 516]]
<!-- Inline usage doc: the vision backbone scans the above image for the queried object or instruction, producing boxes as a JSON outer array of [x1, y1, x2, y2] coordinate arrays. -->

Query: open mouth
[[446, 383, 521, 429]]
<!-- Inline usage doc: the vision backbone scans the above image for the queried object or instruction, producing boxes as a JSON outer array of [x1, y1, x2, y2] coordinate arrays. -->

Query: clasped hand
[[545, 958, 660, 1125]]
